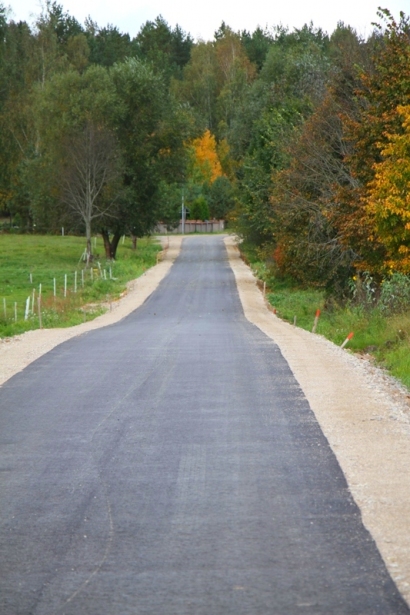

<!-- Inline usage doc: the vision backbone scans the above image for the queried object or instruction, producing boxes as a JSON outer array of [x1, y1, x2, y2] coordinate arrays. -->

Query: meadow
[[0, 234, 161, 338]]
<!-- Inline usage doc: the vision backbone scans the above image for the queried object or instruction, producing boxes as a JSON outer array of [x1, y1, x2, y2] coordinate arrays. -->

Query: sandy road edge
[[0, 236, 184, 387], [224, 236, 410, 604]]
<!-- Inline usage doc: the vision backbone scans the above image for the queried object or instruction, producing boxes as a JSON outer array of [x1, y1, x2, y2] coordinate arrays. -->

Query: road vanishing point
[[0, 236, 409, 614]]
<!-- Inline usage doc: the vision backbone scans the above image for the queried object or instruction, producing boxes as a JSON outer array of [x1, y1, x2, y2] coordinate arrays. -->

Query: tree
[[60, 122, 121, 262], [260, 28, 329, 111], [207, 175, 235, 219], [32, 64, 120, 250], [175, 41, 218, 131], [175, 29, 257, 140], [135, 16, 193, 80], [241, 27, 274, 71], [39, 1, 83, 45], [267, 94, 357, 291], [232, 103, 302, 252], [214, 28, 257, 138], [86, 21, 135, 68], [230, 19, 373, 294], [365, 105, 410, 272], [190, 195, 210, 221], [336, 9, 410, 274], [189, 129, 223, 184], [0, 3, 92, 229], [156, 181, 182, 230], [31, 54, 190, 259], [184, 129, 232, 221], [103, 57, 191, 257], [0, 12, 34, 225], [33, 1, 83, 85]]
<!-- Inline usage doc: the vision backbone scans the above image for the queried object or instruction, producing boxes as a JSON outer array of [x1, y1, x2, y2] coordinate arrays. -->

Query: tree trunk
[[85, 220, 92, 266], [101, 229, 123, 260], [131, 234, 137, 250], [101, 229, 112, 260], [110, 232, 122, 260]]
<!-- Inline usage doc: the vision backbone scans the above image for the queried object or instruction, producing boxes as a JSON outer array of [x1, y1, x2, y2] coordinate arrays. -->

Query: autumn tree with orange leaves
[[334, 9, 410, 275], [189, 129, 223, 184], [365, 105, 410, 272]]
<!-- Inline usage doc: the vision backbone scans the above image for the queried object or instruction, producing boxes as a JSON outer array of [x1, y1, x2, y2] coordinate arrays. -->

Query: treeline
[[0, 3, 196, 260], [1, 3, 410, 290], [230, 9, 410, 297]]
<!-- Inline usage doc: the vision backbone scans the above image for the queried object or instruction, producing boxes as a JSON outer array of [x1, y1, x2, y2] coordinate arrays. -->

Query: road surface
[[0, 236, 408, 614]]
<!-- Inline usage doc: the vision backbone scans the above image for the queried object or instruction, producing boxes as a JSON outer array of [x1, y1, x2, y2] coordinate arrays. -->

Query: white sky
[[8, 0, 410, 40]]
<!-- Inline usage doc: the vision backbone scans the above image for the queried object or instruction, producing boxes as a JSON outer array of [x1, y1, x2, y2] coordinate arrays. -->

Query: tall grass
[[0, 234, 161, 338]]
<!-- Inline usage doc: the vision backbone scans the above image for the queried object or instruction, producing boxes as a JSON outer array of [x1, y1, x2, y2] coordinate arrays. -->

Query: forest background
[[2, 3, 410, 380]]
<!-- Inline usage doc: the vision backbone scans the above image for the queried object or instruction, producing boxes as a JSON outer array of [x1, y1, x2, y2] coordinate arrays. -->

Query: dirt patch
[[224, 235, 410, 604]]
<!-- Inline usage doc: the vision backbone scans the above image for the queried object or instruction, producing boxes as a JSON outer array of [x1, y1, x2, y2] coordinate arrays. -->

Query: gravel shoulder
[[1, 234, 410, 604]]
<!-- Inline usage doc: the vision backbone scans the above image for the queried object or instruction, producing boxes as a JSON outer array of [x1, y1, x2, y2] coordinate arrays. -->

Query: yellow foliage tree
[[190, 130, 223, 184], [365, 105, 410, 272]]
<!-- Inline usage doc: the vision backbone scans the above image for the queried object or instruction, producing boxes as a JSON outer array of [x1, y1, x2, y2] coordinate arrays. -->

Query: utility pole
[[181, 190, 185, 235]]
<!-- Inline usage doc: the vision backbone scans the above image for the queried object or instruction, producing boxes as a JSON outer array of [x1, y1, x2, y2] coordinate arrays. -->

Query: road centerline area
[[0, 236, 408, 614]]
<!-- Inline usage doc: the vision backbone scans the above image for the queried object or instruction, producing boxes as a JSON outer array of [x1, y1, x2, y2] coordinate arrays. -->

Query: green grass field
[[0, 234, 161, 337], [248, 254, 410, 389]]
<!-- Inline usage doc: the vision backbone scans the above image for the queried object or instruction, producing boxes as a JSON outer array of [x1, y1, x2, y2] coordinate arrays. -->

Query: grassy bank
[[246, 251, 410, 390], [0, 234, 161, 338]]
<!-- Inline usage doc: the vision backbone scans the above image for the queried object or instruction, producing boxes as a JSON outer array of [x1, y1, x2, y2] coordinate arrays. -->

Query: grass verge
[[0, 234, 161, 338], [243, 246, 410, 390]]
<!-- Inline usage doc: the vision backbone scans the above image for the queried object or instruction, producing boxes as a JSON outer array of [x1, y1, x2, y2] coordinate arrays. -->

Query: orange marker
[[312, 309, 321, 333], [341, 332, 354, 349]]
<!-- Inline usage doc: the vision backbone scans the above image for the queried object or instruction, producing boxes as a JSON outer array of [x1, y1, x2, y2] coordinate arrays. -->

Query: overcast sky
[[8, 0, 410, 40]]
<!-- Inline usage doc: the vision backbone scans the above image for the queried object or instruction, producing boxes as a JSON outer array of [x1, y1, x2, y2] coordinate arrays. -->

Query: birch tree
[[33, 64, 120, 254], [60, 122, 121, 262]]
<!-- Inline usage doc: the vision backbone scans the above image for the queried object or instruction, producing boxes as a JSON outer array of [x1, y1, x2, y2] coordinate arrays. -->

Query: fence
[[1, 263, 115, 328], [155, 219, 225, 234]]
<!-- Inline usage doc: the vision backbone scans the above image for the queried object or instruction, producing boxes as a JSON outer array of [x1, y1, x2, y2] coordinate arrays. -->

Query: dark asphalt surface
[[0, 236, 408, 615]]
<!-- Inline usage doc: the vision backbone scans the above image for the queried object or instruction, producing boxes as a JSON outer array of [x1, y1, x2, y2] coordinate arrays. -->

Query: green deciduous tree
[[60, 122, 122, 262], [102, 57, 191, 257], [175, 41, 218, 132], [207, 176, 236, 219], [32, 64, 120, 255]]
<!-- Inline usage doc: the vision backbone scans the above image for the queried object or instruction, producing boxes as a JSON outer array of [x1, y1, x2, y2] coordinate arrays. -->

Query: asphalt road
[[0, 236, 408, 615]]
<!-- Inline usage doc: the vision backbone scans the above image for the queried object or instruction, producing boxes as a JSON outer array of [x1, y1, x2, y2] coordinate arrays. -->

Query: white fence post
[[25, 297, 30, 320], [38, 296, 42, 329]]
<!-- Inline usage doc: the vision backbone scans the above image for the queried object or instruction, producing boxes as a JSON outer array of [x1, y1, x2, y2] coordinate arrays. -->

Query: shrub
[[379, 273, 410, 315], [189, 196, 210, 221]]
